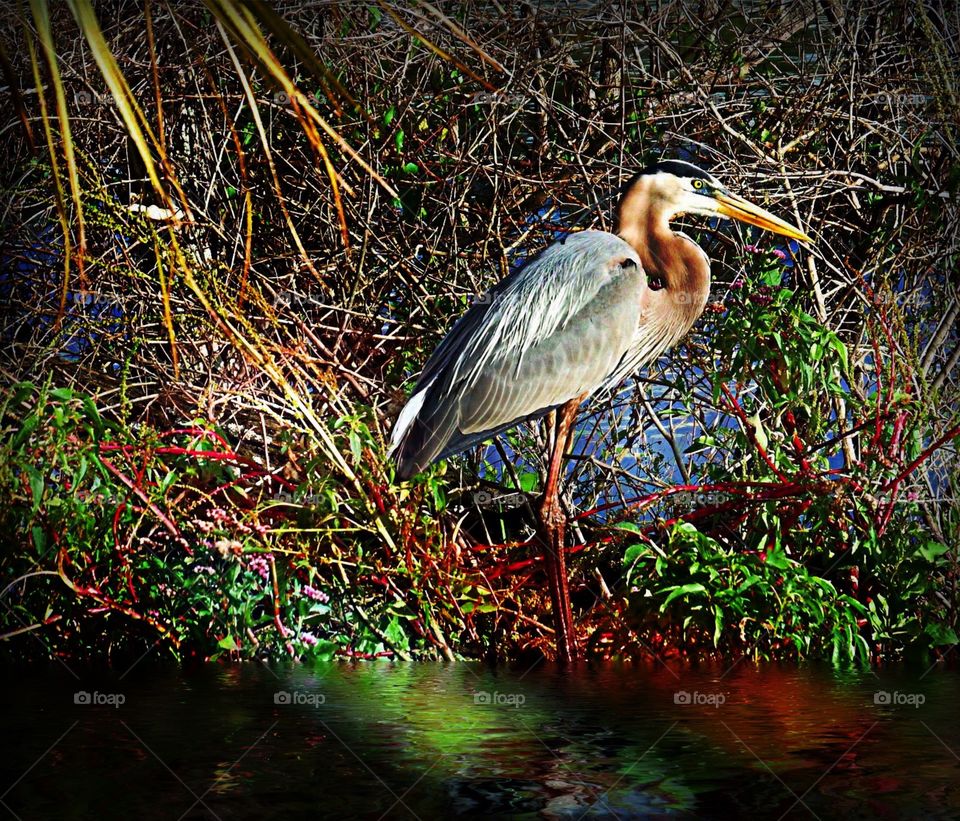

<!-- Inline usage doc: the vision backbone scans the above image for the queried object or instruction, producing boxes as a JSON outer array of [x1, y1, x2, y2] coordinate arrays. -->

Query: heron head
[[629, 159, 812, 243]]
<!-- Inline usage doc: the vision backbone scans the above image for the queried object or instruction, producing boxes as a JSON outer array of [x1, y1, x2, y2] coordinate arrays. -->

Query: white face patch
[[657, 174, 723, 220]]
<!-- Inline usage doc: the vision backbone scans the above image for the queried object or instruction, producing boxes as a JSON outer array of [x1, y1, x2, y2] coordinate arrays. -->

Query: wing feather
[[392, 230, 646, 478]]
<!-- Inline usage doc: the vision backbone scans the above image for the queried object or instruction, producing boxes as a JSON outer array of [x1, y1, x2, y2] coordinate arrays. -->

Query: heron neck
[[616, 189, 711, 314]]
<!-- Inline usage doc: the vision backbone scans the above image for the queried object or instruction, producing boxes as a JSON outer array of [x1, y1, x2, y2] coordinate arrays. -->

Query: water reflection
[[4, 661, 958, 818]]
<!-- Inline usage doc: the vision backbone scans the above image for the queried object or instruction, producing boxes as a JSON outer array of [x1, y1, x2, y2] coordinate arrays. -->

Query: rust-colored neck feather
[[615, 175, 711, 330]]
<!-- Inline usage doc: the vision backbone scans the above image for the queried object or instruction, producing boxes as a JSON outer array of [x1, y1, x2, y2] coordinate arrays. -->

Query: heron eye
[[692, 179, 704, 190], [648, 275, 665, 291]]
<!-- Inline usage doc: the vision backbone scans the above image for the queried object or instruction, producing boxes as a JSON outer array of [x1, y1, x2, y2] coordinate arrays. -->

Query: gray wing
[[391, 230, 646, 478]]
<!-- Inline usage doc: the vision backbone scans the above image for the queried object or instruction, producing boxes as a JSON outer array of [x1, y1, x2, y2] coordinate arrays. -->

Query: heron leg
[[538, 395, 584, 664]]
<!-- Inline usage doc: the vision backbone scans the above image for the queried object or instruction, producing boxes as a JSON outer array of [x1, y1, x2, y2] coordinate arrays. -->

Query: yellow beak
[[714, 191, 812, 244]]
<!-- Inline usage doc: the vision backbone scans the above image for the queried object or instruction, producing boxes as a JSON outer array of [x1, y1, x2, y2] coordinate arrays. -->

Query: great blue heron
[[389, 160, 811, 662]]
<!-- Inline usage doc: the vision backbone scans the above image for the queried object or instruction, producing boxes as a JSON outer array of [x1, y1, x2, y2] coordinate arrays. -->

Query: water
[[4, 661, 958, 819]]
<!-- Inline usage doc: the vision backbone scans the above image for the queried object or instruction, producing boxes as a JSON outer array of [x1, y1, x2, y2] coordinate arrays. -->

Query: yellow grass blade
[[218, 24, 328, 279], [412, 0, 505, 74], [179, 266, 362, 488], [65, 0, 165, 196], [152, 237, 179, 378], [375, 1, 497, 92], [244, 0, 368, 121], [65, 0, 183, 374], [30, 0, 88, 329], [24, 26, 70, 331], [211, 1, 354, 250], [206, 0, 397, 199]]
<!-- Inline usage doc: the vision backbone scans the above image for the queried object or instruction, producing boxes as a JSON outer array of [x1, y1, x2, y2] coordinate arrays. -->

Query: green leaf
[[924, 623, 958, 646], [383, 105, 396, 126], [623, 543, 646, 567], [8, 382, 37, 408], [308, 639, 338, 660], [518, 472, 539, 493], [81, 396, 104, 438], [11, 415, 39, 450], [763, 548, 791, 570], [26, 466, 44, 513], [384, 615, 408, 649], [50, 387, 75, 402], [661, 583, 706, 607], [218, 635, 240, 651], [918, 540, 950, 562], [32, 526, 47, 556], [431, 481, 446, 511], [829, 334, 849, 373], [736, 575, 762, 593], [839, 595, 868, 615], [74, 455, 89, 488], [395, 129, 404, 151], [402, 162, 418, 174]]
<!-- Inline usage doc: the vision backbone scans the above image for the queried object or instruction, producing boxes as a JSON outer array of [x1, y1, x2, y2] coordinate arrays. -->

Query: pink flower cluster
[[302, 585, 330, 603], [247, 554, 272, 581], [743, 244, 787, 261]]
